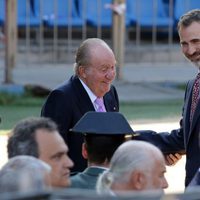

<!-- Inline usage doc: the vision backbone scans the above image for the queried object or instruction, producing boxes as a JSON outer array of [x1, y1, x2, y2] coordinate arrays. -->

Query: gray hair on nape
[[96, 169, 114, 195]]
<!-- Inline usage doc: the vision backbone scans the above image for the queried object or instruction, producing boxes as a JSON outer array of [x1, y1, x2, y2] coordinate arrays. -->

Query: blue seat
[[174, 0, 200, 22], [34, 0, 83, 27], [17, 0, 40, 27], [0, 0, 39, 27], [0, 0, 5, 25], [79, 0, 112, 27], [126, 0, 173, 28], [78, 0, 130, 27]]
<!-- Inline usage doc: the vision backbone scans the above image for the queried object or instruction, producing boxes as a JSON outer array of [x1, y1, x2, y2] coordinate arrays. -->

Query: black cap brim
[[70, 111, 134, 135]]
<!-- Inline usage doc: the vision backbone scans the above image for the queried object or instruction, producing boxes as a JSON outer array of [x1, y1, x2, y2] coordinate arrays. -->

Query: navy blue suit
[[135, 78, 200, 186], [41, 75, 119, 172], [188, 168, 200, 187]]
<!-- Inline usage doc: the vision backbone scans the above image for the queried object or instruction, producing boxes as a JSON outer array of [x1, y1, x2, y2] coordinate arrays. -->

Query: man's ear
[[79, 66, 87, 79], [130, 170, 146, 190], [82, 142, 88, 159]]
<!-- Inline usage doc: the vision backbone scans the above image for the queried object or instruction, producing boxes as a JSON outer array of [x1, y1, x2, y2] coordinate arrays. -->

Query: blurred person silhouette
[[41, 38, 119, 173], [7, 117, 74, 188], [96, 140, 168, 196], [69, 112, 134, 189], [0, 155, 51, 193], [134, 9, 200, 186]]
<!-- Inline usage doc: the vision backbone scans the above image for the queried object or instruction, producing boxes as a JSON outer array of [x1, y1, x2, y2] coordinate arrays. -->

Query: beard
[[185, 51, 200, 69], [193, 60, 200, 70], [189, 57, 200, 70]]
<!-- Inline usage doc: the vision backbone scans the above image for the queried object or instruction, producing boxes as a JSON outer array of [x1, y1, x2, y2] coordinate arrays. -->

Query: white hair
[[96, 140, 164, 195], [0, 155, 51, 193]]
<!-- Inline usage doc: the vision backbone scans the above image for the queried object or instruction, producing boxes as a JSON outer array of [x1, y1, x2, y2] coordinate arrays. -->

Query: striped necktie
[[95, 98, 106, 112], [190, 73, 200, 122]]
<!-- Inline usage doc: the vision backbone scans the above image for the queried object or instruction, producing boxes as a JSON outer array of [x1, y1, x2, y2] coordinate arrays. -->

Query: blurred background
[[0, 0, 199, 71], [1, 0, 200, 195]]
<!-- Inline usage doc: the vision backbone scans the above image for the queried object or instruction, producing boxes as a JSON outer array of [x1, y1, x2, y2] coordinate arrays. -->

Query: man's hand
[[165, 153, 182, 166]]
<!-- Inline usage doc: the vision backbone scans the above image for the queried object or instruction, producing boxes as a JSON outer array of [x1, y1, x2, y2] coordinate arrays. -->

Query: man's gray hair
[[96, 140, 163, 195], [74, 38, 112, 75], [177, 9, 200, 32], [0, 155, 51, 193]]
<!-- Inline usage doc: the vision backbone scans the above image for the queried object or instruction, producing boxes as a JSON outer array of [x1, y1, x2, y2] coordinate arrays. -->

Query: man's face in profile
[[36, 129, 74, 188]]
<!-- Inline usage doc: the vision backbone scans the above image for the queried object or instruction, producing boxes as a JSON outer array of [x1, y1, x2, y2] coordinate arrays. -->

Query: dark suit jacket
[[188, 168, 200, 187], [135, 78, 200, 186], [41, 75, 119, 172], [70, 167, 106, 189]]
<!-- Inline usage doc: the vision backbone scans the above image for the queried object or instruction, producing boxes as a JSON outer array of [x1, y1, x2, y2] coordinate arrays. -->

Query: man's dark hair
[[178, 9, 200, 32], [7, 117, 58, 159], [84, 134, 125, 165]]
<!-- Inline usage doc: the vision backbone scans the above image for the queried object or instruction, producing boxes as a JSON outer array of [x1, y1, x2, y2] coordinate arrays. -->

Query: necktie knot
[[95, 98, 106, 112], [196, 72, 200, 81]]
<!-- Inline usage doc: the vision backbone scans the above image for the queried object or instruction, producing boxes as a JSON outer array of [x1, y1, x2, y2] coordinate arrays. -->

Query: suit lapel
[[191, 100, 200, 132], [188, 79, 199, 144], [104, 97, 116, 111], [72, 76, 95, 114], [104, 87, 118, 112]]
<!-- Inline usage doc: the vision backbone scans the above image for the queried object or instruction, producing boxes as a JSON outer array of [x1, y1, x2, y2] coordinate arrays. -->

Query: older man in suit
[[134, 9, 200, 186], [41, 38, 118, 173]]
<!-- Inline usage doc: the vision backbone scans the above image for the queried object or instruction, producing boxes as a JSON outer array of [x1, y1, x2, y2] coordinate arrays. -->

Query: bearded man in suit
[[134, 9, 200, 186]]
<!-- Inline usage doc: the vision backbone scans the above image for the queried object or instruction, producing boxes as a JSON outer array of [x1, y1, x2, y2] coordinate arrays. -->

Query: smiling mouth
[[189, 53, 200, 61], [103, 81, 111, 85]]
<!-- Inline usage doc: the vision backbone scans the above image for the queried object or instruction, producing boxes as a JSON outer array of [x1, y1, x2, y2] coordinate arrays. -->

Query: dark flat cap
[[70, 111, 134, 135]]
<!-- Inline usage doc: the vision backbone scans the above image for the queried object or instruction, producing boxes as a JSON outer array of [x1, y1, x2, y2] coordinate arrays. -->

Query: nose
[[106, 68, 116, 80], [64, 155, 74, 169], [162, 177, 169, 189], [186, 44, 196, 56]]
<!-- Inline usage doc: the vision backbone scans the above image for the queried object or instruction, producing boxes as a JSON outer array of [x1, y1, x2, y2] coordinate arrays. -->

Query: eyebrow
[[50, 151, 67, 159]]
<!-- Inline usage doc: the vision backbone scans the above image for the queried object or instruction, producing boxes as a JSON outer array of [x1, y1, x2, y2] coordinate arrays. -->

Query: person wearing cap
[[96, 140, 168, 196], [69, 112, 134, 190], [41, 38, 118, 173]]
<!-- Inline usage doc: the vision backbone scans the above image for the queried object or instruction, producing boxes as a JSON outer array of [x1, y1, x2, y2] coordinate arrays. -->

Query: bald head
[[97, 141, 168, 195]]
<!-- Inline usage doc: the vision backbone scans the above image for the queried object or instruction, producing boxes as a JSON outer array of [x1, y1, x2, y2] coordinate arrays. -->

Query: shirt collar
[[79, 78, 97, 104]]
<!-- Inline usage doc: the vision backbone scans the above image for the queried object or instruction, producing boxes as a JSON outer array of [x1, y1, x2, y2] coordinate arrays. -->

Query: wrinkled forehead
[[90, 46, 116, 65]]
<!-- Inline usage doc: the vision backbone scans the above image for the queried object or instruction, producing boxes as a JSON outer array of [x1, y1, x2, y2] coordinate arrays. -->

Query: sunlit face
[[36, 129, 74, 188], [179, 21, 200, 68], [144, 155, 168, 192], [80, 45, 116, 97]]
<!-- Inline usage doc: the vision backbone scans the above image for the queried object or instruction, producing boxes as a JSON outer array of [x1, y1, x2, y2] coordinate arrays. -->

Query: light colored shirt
[[79, 78, 102, 111]]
